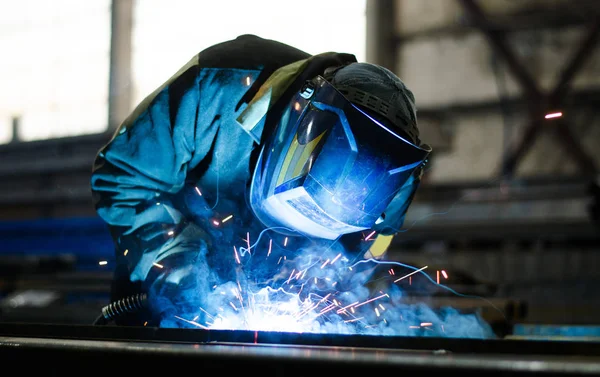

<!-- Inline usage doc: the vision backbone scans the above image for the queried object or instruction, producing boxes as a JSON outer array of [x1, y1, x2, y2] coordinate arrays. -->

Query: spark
[[267, 239, 272, 257], [246, 232, 251, 254], [379, 304, 385, 311], [167, 230, 174, 236], [344, 317, 363, 323], [388, 268, 395, 275], [437, 270, 440, 284], [98, 261, 107, 266], [317, 304, 337, 316], [245, 76, 251, 86], [153, 262, 164, 268], [336, 301, 359, 314], [545, 111, 562, 119], [174, 315, 209, 329], [421, 322, 433, 327], [284, 237, 288, 247], [213, 220, 220, 226], [199, 307, 215, 320], [409, 326, 420, 329], [286, 269, 296, 284], [229, 302, 238, 311], [193, 316, 199, 321], [331, 253, 342, 265], [156, 202, 161, 206], [364, 230, 376, 241], [375, 308, 380, 317], [144, 321, 148, 326], [194, 186, 202, 196], [123, 249, 128, 256], [301, 269, 308, 279], [221, 214, 233, 223], [320, 259, 330, 269], [441, 270, 448, 279], [394, 266, 428, 283], [233, 246, 241, 264], [353, 293, 389, 309]]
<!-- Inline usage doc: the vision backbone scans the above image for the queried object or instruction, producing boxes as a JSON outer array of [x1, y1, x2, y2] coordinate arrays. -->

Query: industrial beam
[[366, 0, 396, 70], [107, 0, 134, 132], [458, 0, 599, 178]]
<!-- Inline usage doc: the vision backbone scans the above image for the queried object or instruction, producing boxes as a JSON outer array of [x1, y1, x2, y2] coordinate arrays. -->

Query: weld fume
[[152, 227, 495, 339]]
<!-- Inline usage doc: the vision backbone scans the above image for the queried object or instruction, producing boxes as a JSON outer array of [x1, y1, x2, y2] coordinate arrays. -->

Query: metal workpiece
[[1, 333, 600, 375], [1, 323, 600, 375]]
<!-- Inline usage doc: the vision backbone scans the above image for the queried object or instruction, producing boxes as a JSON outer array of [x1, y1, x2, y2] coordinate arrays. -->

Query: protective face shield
[[249, 75, 431, 240]]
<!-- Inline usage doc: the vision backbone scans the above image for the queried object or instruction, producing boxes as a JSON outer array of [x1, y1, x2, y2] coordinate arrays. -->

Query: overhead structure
[[458, 0, 599, 178]]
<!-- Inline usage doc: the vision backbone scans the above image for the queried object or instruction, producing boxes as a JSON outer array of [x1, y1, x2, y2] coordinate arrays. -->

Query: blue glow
[[152, 225, 496, 339]]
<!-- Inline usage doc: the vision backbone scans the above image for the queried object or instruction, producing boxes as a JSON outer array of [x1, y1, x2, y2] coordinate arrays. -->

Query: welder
[[91, 34, 431, 326]]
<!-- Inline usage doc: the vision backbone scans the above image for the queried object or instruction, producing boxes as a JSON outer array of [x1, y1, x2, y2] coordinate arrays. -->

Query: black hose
[[93, 293, 148, 325]]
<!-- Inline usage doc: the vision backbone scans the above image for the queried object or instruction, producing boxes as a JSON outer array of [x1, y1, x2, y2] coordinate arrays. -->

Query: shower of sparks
[[164, 223, 491, 338]]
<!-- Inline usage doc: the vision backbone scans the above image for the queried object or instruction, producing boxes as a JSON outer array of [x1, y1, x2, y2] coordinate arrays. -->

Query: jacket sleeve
[[91, 56, 218, 284]]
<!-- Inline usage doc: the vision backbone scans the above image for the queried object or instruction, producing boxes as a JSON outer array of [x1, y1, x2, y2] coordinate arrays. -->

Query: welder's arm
[[91, 61, 216, 287]]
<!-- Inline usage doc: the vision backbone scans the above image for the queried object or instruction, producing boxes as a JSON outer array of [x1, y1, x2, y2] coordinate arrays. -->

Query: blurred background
[[0, 0, 598, 341]]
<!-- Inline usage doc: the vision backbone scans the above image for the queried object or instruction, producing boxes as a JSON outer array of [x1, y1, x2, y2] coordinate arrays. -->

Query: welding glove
[[143, 222, 214, 328]]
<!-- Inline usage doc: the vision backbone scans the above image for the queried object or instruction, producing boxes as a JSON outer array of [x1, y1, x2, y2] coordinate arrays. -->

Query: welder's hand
[[144, 225, 213, 329], [148, 259, 210, 328]]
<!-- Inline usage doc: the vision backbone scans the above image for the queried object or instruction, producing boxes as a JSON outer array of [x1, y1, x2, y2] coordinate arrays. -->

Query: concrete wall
[[394, 0, 600, 181]]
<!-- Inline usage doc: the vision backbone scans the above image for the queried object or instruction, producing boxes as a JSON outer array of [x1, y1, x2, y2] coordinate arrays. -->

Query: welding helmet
[[249, 63, 431, 240]]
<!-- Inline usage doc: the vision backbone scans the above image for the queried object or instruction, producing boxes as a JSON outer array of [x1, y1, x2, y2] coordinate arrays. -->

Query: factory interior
[[1, 0, 600, 374]]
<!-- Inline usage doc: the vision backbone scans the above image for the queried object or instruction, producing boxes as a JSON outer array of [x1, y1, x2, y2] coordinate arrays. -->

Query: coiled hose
[[93, 293, 148, 325]]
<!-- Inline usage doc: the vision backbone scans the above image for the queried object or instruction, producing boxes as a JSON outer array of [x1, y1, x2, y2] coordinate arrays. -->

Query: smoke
[[150, 226, 496, 339]]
